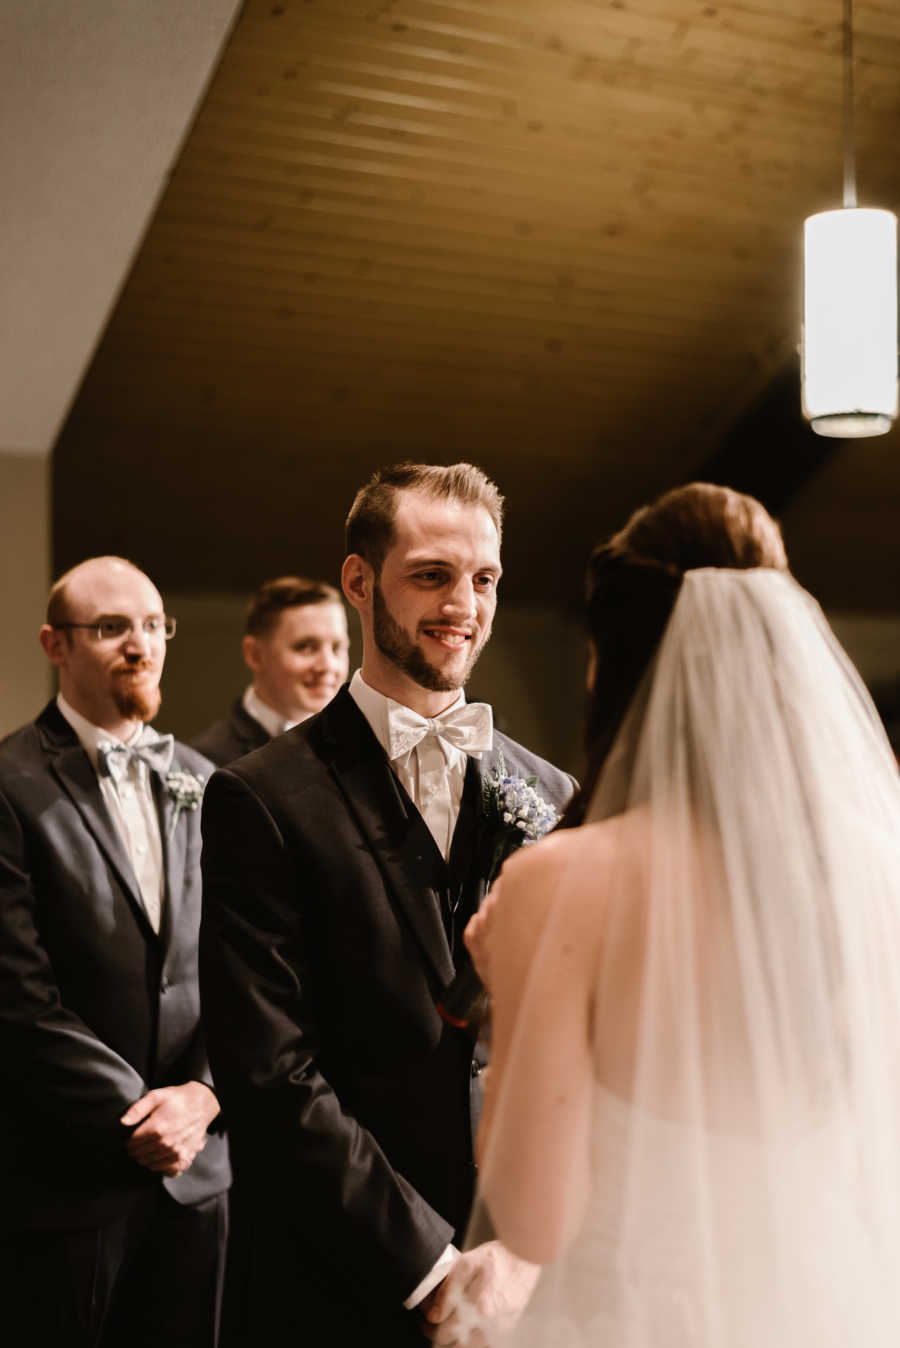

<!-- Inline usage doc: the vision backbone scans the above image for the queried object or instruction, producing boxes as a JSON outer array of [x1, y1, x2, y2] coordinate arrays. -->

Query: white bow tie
[[387, 702, 493, 761]]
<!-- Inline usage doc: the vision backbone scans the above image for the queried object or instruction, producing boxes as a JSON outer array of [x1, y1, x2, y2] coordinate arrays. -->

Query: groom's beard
[[372, 581, 488, 693]]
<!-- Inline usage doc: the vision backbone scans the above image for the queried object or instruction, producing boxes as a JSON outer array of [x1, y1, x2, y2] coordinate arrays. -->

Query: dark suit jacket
[[199, 687, 574, 1343], [0, 702, 231, 1233], [191, 698, 270, 767]]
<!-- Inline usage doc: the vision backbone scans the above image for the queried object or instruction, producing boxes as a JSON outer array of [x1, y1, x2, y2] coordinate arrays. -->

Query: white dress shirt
[[348, 670, 494, 1306], [242, 684, 311, 739], [349, 670, 483, 862], [57, 694, 166, 933]]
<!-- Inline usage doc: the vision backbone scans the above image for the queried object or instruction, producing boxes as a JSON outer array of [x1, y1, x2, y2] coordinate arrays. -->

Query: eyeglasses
[[53, 616, 177, 642]]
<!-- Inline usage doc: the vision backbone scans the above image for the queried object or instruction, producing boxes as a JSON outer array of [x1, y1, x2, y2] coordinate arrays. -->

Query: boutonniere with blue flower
[[164, 769, 205, 840], [438, 754, 560, 1029], [482, 751, 560, 884]]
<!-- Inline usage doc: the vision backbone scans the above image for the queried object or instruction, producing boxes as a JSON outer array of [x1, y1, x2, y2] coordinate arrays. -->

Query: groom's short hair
[[345, 462, 504, 574]]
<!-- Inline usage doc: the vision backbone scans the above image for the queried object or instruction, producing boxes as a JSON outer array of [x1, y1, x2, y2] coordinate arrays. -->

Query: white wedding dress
[[468, 569, 900, 1348], [509, 1086, 882, 1347]]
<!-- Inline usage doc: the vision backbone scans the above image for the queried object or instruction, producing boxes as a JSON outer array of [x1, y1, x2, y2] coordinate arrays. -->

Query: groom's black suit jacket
[[0, 702, 231, 1234], [199, 686, 574, 1343]]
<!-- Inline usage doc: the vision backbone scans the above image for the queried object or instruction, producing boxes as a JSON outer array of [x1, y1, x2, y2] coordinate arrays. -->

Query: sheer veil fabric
[[466, 568, 900, 1347]]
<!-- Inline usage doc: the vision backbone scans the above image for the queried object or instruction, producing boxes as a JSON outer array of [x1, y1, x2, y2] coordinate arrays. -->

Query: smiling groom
[[199, 463, 575, 1346]]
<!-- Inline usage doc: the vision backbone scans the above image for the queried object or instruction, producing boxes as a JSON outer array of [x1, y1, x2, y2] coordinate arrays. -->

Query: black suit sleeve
[[199, 768, 454, 1304], [0, 786, 146, 1151]]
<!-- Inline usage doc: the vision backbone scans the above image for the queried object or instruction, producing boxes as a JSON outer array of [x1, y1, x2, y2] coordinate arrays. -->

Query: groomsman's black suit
[[0, 702, 231, 1345], [191, 697, 270, 767], [200, 686, 574, 1346]]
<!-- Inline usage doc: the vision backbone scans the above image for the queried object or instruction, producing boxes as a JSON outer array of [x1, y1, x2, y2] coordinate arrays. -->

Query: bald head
[[46, 556, 155, 627], [41, 556, 168, 736]]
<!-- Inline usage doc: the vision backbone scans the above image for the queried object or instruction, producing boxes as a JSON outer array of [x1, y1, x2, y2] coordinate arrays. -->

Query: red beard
[[112, 665, 162, 723]]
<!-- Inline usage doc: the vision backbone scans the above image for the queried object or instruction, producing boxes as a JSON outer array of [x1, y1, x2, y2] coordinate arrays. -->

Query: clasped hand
[[419, 1241, 540, 1346], [120, 1081, 220, 1178]]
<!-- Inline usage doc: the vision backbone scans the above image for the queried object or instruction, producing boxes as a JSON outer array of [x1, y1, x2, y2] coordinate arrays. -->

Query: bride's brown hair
[[561, 482, 788, 828]]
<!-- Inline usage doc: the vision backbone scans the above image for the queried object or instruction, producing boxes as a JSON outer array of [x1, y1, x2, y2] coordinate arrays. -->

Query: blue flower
[[482, 753, 559, 882]]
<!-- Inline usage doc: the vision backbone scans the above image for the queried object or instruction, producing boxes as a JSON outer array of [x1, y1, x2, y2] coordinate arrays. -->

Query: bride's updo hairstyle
[[563, 482, 788, 827]]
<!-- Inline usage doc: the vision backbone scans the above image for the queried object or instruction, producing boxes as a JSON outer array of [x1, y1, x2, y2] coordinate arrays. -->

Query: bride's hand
[[463, 891, 498, 992], [419, 1240, 540, 1345]]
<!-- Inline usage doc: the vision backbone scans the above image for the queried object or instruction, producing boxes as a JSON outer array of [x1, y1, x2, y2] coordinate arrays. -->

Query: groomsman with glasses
[[0, 555, 230, 1348]]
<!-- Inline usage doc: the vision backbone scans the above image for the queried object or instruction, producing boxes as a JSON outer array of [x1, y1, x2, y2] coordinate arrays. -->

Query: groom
[[199, 463, 574, 1345]]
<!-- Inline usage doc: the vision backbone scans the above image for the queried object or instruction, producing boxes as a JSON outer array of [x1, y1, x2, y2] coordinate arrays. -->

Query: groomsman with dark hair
[[200, 462, 575, 1345], [0, 555, 230, 1348], [191, 574, 350, 766]]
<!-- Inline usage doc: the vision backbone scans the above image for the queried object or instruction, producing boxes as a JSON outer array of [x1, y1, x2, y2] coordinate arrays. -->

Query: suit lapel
[[448, 757, 490, 905], [459, 742, 539, 904], [46, 731, 158, 940], [315, 692, 455, 987], [448, 759, 476, 867]]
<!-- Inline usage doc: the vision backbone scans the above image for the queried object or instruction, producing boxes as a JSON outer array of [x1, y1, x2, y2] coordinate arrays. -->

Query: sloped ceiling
[[54, 0, 900, 607]]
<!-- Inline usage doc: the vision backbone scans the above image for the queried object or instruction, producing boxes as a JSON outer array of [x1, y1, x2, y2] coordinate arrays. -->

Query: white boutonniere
[[482, 752, 560, 883], [164, 769, 205, 840]]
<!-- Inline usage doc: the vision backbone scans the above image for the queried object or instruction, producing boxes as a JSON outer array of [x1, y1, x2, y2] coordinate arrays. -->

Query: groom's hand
[[418, 1241, 540, 1345]]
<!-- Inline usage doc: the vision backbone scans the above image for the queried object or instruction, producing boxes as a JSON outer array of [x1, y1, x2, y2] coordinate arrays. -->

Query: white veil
[[467, 568, 900, 1347]]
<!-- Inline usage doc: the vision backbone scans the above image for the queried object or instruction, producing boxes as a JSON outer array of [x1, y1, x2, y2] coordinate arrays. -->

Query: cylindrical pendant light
[[801, 0, 898, 438], [802, 207, 898, 437]]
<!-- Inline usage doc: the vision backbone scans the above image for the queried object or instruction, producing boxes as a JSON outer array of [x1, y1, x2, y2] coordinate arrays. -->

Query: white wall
[[0, 454, 52, 735], [1, 0, 242, 455], [828, 614, 900, 687], [0, 0, 241, 735]]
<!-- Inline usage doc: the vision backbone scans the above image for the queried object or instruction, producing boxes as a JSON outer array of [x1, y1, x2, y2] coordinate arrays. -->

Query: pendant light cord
[[843, 0, 857, 207]]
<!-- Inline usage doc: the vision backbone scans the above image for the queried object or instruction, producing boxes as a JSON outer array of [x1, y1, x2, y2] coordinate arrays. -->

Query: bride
[[456, 482, 900, 1346]]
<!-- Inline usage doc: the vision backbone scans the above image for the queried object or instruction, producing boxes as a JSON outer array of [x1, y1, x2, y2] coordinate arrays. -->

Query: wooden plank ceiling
[[54, 0, 900, 607]]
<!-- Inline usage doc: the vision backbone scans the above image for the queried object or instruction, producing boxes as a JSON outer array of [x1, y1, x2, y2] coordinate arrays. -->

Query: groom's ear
[[341, 554, 373, 614]]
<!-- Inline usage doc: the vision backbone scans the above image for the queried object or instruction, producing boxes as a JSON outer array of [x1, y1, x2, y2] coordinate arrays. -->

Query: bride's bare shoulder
[[486, 819, 638, 985], [502, 814, 629, 873], [496, 815, 633, 918]]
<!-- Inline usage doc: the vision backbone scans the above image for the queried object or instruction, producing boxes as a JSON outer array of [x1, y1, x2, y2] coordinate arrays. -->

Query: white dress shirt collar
[[347, 670, 467, 758], [349, 670, 477, 862], [243, 684, 311, 739], [56, 692, 144, 767]]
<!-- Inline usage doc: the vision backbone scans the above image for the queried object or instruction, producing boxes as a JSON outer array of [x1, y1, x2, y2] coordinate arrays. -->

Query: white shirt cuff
[[403, 1243, 460, 1309]]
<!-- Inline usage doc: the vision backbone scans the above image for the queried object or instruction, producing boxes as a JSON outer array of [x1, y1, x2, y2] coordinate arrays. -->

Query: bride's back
[[471, 485, 900, 1345], [587, 814, 763, 1129], [509, 809, 775, 1132]]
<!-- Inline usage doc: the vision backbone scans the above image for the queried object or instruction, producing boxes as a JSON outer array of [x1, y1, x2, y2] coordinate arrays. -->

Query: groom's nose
[[439, 576, 477, 621]]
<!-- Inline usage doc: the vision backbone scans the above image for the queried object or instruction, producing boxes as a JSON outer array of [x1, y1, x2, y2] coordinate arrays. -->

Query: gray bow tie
[[97, 733, 175, 783]]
